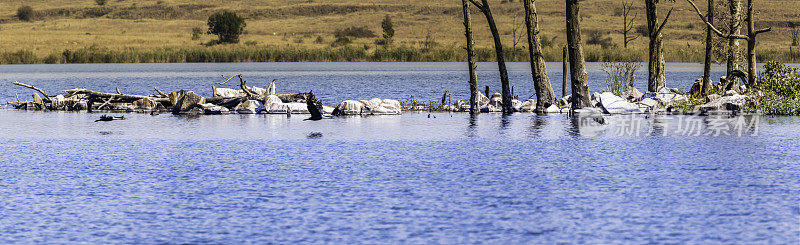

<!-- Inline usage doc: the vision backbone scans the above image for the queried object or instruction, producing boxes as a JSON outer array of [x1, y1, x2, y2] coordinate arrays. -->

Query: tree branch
[[755, 27, 772, 35], [685, 0, 749, 40], [466, 0, 484, 11], [216, 74, 242, 85], [655, 7, 674, 36], [12, 81, 51, 100], [154, 87, 167, 97]]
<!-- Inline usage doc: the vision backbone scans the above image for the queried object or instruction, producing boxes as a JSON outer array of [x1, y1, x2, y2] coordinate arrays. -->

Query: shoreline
[[2, 45, 798, 65]]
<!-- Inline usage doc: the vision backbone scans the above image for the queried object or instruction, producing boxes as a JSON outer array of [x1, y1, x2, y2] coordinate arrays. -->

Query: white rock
[[50, 95, 68, 108], [638, 98, 658, 108], [286, 102, 310, 114], [213, 87, 246, 97], [200, 103, 229, 115], [598, 92, 644, 114], [518, 99, 536, 112], [335, 100, 365, 115], [235, 100, 264, 114], [544, 104, 560, 113], [369, 99, 402, 115], [264, 103, 288, 114], [480, 105, 502, 113], [381, 99, 402, 110], [322, 105, 335, 114], [573, 107, 604, 116], [477, 93, 490, 107], [264, 95, 282, 105]]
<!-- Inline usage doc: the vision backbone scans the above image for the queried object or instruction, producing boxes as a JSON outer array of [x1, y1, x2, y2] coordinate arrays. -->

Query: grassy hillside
[[0, 0, 798, 63]]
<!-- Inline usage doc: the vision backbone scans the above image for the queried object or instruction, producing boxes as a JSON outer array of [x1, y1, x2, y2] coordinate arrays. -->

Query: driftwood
[[13, 81, 52, 102], [64, 88, 171, 103], [9, 76, 315, 114]]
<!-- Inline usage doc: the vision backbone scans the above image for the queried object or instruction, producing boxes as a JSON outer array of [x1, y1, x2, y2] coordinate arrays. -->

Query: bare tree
[[522, 0, 557, 112], [461, 0, 479, 114], [617, 0, 640, 48], [467, 0, 513, 113], [645, 0, 674, 92], [511, 12, 525, 61], [791, 23, 799, 46], [701, 0, 714, 95], [566, 0, 589, 109], [686, 0, 771, 86]]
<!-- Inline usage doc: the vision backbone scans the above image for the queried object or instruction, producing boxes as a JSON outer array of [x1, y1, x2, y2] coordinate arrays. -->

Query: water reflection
[[466, 113, 478, 138], [498, 114, 512, 135], [527, 114, 548, 138]]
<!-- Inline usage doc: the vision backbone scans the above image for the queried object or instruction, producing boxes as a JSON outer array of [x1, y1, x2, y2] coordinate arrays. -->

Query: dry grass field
[[0, 0, 798, 63]]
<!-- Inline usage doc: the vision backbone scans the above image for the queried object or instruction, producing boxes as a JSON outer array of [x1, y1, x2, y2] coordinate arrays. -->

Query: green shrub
[[586, 30, 615, 49], [334, 26, 375, 38], [17, 6, 34, 21], [380, 15, 395, 44], [756, 61, 800, 98], [191, 27, 204, 40], [330, 36, 352, 47], [207, 11, 246, 44], [95, 0, 107, 6], [746, 62, 800, 115]]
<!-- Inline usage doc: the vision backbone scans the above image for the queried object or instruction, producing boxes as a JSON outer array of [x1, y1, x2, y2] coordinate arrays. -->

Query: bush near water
[[746, 62, 800, 116]]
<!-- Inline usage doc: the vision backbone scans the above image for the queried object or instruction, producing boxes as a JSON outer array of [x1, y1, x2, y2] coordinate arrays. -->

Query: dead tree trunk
[[468, 0, 513, 113], [619, 0, 640, 48], [562, 45, 568, 98], [566, 0, 589, 109], [522, 0, 556, 112], [744, 0, 758, 85], [702, 0, 714, 95], [462, 0, 479, 114], [645, 0, 673, 92], [727, 0, 742, 79], [686, 0, 770, 86]]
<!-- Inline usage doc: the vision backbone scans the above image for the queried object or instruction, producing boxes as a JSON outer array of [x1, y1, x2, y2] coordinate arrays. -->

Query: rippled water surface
[[0, 63, 798, 244]]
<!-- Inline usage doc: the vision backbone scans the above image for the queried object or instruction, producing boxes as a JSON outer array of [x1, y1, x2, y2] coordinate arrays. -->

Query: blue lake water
[[0, 62, 798, 243]]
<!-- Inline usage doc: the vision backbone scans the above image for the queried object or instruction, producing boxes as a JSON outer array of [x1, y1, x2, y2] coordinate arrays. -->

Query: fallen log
[[64, 88, 171, 103]]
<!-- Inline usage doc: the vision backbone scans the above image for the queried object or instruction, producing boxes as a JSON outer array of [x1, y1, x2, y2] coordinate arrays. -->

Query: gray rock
[[700, 94, 746, 112], [489, 93, 502, 108], [71, 101, 88, 111], [133, 98, 158, 110], [559, 94, 572, 107], [518, 99, 536, 112], [689, 79, 702, 95], [173, 91, 204, 113], [625, 87, 644, 102]]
